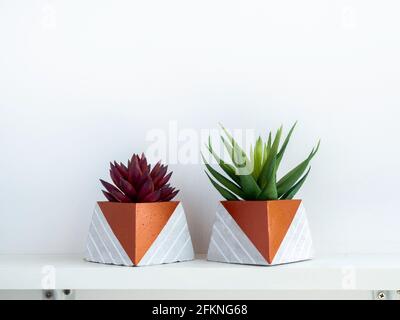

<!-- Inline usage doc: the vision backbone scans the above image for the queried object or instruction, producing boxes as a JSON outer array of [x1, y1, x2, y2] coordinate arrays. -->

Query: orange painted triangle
[[98, 202, 136, 264], [99, 202, 179, 265], [134, 202, 179, 264], [221, 201, 270, 262], [267, 200, 301, 263]]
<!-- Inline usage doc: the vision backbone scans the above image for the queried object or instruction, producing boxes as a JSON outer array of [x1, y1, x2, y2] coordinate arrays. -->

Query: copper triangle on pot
[[98, 202, 136, 264], [222, 200, 301, 264], [221, 201, 270, 262], [267, 200, 301, 263], [99, 201, 179, 265], [135, 202, 179, 264]]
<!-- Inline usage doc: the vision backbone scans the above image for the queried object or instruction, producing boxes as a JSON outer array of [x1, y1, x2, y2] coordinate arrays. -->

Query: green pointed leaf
[[280, 167, 311, 200], [277, 140, 320, 197], [206, 138, 240, 184], [257, 155, 278, 200], [262, 142, 268, 166], [238, 174, 261, 199], [221, 135, 253, 175], [253, 137, 263, 180], [220, 138, 259, 198], [204, 172, 239, 201], [219, 123, 248, 158], [258, 127, 282, 188], [249, 144, 255, 177], [267, 132, 272, 152], [221, 136, 242, 167], [202, 154, 246, 199], [276, 122, 297, 169], [219, 133, 260, 198]]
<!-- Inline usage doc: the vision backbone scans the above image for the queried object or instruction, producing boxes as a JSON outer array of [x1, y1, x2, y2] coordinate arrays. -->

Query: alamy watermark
[[145, 121, 257, 174]]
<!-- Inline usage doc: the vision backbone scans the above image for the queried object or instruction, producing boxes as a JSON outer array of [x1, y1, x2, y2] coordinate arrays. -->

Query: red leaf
[[159, 186, 173, 199], [138, 179, 154, 201], [100, 179, 130, 202], [152, 165, 168, 186], [150, 161, 162, 178], [142, 190, 161, 202], [114, 161, 128, 179], [110, 163, 124, 189], [128, 155, 142, 186], [119, 177, 137, 200], [155, 171, 172, 189], [163, 189, 179, 201], [102, 191, 118, 202], [139, 153, 148, 173]]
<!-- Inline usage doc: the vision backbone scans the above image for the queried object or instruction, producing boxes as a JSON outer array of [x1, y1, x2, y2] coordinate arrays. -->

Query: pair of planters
[[85, 123, 318, 267], [85, 199, 313, 267]]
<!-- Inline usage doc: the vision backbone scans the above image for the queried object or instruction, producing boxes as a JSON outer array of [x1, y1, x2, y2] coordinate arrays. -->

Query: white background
[[1, 0, 399, 256]]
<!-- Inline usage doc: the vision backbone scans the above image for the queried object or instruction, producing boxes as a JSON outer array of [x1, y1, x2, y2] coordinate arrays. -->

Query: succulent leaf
[[202, 154, 246, 199], [207, 138, 240, 184], [253, 137, 263, 179], [219, 134, 260, 198], [156, 171, 172, 189], [101, 154, 178, 203], [102, 191, 118, 202], [258, 127, 282, 188], [119, 177, 137, 200], [277, 140, 320, 197], [100, 179, 131, 202], [163, 190, 179, 201], [257, 155, 278, 200], [280, 167, 311, 200], [205, 172, 239, 201], [142, 190, 161, 202], [203, 123, 319, 201], [114, 161, 128, 179], [276, 121, 297, 169]]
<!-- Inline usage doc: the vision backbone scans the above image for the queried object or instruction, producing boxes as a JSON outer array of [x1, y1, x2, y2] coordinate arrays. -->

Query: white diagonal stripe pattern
[[94, 206, 130, 266], [208, 238, 229, 263], [161, 222, 188, 263], [213, 225, 243, 264], [216, 211, 256, 264], [84, 205, 133, 266], [207, 204, 267, 265], [272, 206, 303, 264], [138, 203, 194, 266], [144, 206, 184, 265], [88, 232, 105, 263], [272, 203, 313, 265], [91, 214, 116, 264], [173, 235, 191, 261]]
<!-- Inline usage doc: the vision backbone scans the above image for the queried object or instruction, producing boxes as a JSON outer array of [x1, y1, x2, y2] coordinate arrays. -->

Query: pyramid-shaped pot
[[207, 200, 313, 266], [85, 201, 194, 267]]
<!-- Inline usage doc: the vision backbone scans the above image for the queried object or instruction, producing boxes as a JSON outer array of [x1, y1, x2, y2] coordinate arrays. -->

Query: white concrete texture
[[85, 204, 133, 266], [138, 203, 195, 266], [273, 203, 314, 265]]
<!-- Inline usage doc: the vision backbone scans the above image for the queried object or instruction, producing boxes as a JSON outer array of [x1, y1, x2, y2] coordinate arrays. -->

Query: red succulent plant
[[100, 153, 179, 203]]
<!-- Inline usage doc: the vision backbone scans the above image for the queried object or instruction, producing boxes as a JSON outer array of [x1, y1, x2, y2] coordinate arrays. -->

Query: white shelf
[[0, 254, 399, 291]]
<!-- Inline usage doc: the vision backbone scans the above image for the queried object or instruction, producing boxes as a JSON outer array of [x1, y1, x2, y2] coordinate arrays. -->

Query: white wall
[[1, 0, 400, 255]]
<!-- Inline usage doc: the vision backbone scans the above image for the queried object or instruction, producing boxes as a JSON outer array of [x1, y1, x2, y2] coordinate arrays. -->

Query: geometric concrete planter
[[85, 201, 194, 267], [207, 200, 313, 266]]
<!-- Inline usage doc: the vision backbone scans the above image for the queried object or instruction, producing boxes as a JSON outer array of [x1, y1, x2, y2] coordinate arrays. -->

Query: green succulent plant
[[202, 122, 320, 201]]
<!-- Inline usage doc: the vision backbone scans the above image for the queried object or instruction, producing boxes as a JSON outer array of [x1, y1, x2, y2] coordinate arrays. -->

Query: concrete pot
[[207, 200, 313, 266], [85, 201, 194, 266]]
